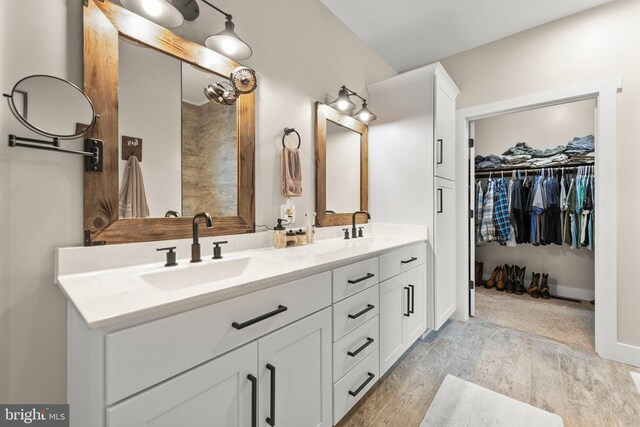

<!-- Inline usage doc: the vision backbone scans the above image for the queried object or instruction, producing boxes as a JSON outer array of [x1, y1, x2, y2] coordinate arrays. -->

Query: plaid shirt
[[475, 182, 484, 244], [480, 180, 495, 241], [493, 178, 511, 242]]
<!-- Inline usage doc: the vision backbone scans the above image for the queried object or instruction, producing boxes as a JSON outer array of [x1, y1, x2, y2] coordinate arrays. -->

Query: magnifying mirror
[[4, 74, 98, 140]]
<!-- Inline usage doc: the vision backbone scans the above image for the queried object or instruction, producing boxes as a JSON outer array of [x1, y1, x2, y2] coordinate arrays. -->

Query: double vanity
[[57, 232, 431, 426]]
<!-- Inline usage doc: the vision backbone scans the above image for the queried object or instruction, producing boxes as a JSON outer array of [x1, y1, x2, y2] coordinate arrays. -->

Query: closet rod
[[475, 162, 594, 177]]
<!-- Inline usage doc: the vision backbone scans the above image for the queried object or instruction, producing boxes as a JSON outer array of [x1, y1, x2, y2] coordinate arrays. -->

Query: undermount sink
[[141, 257, 279, 291]]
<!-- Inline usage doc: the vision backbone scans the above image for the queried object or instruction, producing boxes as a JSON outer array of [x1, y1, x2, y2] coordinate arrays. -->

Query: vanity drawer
[[379, 243, 427, 281], [332, 285, 379, 342], [332, 257, 379, 303], [105, 271, 331, 405], [333, 349, 379, 424], [333, 315, 379, 381]]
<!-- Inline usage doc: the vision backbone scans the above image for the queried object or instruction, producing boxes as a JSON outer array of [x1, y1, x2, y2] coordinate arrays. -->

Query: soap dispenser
[[272, 218, 286, 249]]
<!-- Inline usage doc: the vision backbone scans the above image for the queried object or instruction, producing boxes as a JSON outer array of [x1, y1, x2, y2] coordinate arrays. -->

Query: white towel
[[119, 156, 150, 218]]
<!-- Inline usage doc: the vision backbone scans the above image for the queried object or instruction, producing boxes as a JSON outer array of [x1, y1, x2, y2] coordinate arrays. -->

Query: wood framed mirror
[[83, 0, 255, 245], [315, 102, 368, 227]]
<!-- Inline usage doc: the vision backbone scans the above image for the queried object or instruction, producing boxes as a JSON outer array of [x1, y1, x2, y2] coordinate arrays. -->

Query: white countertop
[[57, 233, 427, 329]]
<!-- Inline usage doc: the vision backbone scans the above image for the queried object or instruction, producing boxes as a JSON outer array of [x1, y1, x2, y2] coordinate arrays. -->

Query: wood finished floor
[[337, 318, 640, 427]]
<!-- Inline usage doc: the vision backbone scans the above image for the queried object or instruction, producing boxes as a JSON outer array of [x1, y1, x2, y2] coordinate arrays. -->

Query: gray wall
[[0, 0, 394, 403]]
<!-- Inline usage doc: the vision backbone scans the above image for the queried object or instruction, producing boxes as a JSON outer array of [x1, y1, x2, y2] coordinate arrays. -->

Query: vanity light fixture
[[120, 0, 186, 28], [202, 0, 253, 60], [120, 0, 252, 60], [329, 85, 377, 123]]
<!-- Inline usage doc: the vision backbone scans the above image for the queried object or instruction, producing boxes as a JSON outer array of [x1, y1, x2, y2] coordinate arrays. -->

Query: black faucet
[[352, 211, 371, 239], [191, 212, 213, 263]]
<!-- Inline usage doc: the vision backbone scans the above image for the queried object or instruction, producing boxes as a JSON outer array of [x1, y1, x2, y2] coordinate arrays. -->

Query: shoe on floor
[[485, 266, 501, 289], [540, 273, 550, 299], [514, 265, 527, 295], [504, 264, 515, 293], [496, 265, 507, 292], [527, 272, 541, 298], [475, 261, 484, 288]]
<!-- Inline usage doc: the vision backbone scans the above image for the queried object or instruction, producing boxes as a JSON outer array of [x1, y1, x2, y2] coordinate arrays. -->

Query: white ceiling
[[319, 0, 613, 72]]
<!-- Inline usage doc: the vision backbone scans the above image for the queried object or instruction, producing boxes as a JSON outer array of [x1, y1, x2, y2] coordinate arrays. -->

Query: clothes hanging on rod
[[476, 165, 594, 250]]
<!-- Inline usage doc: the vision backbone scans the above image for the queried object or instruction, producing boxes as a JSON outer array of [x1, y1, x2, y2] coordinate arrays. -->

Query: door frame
[[453, 76, 640, 367]]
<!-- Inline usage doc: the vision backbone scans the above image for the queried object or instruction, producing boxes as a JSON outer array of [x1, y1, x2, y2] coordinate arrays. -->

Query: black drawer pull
[[347, 337, 375, 357], [266, 364, 276, 426], [404, 287, 411, 317], [437, 139, 444, 164], [247, 374, 257, 427], [348, 372, 375, 397], [348, 304, 375, 319], [401, 257, 417, 264], [348, 273, 375, 284], [408, 284, 415, 314], [232, 305, 288, 330]]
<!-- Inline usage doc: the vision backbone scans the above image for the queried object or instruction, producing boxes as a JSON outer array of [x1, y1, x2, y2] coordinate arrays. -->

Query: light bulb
[[359, 111, 371, 121], [221, 38, 238, 55], [337, 100, 349, 111], [142, 0, 163, 17]]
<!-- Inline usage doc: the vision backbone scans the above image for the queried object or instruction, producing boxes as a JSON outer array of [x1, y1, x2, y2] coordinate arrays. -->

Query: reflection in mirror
[[8, 75, 95, 138], [181, 64, 237, 217], [118, 39, 238, 218], [326, 120, 361, 213]]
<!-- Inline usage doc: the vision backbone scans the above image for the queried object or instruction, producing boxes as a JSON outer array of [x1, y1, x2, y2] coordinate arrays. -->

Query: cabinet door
[[434, 82, 456, 181], [258, 308, 332, 427], [107, 342, 257, 427], [434, 178, 457, 329], [379, 274, 407, 376], [405, 265, 427, 344]]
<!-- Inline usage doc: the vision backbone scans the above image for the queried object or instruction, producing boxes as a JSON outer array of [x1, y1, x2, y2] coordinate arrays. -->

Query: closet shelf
[[475, 161, 594, 177]]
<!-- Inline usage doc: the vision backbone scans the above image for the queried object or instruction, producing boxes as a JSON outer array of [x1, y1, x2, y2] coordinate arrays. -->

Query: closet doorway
[[470, 100, 596, 351]]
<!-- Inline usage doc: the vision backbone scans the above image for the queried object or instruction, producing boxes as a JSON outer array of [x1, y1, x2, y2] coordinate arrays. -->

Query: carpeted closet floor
[[474, 286, 595, 351]]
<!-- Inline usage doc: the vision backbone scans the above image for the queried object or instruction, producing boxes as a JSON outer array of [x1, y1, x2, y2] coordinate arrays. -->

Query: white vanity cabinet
[[330, 258, 380, 424], [379, 244, 428, 375], [65, 241, 429, 427], [434, 177, 457, 330], [434, 74, 457, 181], [107, 341, 257, 427]]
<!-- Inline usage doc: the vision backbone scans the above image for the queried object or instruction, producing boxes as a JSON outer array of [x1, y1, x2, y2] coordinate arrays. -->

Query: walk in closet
[[470, 99, 596, 351]]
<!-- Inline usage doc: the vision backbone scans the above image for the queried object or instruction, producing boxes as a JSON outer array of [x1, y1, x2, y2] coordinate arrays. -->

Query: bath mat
[[421, 375, 563, 427]]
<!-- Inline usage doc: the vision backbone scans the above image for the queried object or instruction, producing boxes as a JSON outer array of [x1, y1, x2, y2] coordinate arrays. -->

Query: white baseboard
[[480, 274, 594, 301]]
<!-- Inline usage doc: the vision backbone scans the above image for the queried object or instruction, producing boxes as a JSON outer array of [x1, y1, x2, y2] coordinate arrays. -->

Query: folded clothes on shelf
[[476, 154, 502, 169], [564, 135, 594, 156], [527, 153, 570, 167], [502, 142, 566, 158], [502, 154, 531, 165]]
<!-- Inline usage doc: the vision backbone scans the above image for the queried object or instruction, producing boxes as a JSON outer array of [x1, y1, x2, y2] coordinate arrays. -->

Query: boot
[[475, 261, 484, 288], [496, 267, 506, 292], [485, 266, 501, 289], [540, 273, 550, 299], [514, 266, 527, 295], [527, 273, 540, 298], [504, 264, 515, 293]]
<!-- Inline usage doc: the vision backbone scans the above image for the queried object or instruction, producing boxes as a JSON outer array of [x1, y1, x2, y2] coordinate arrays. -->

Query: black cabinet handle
[[348, 304, 375, 319], [347, 337, 375, 357], [266, 364, 276, 426], [437, 139, 443, 164], [348, 372, 375, 397], [408, 284, 415, 314], [437, 188, 443, 213], [401, 257, 417, 265], [247, 374, 257, 427], [232, 305, 288, 330], [404, 287, 411, 317], [348, 273, 375, 284]]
